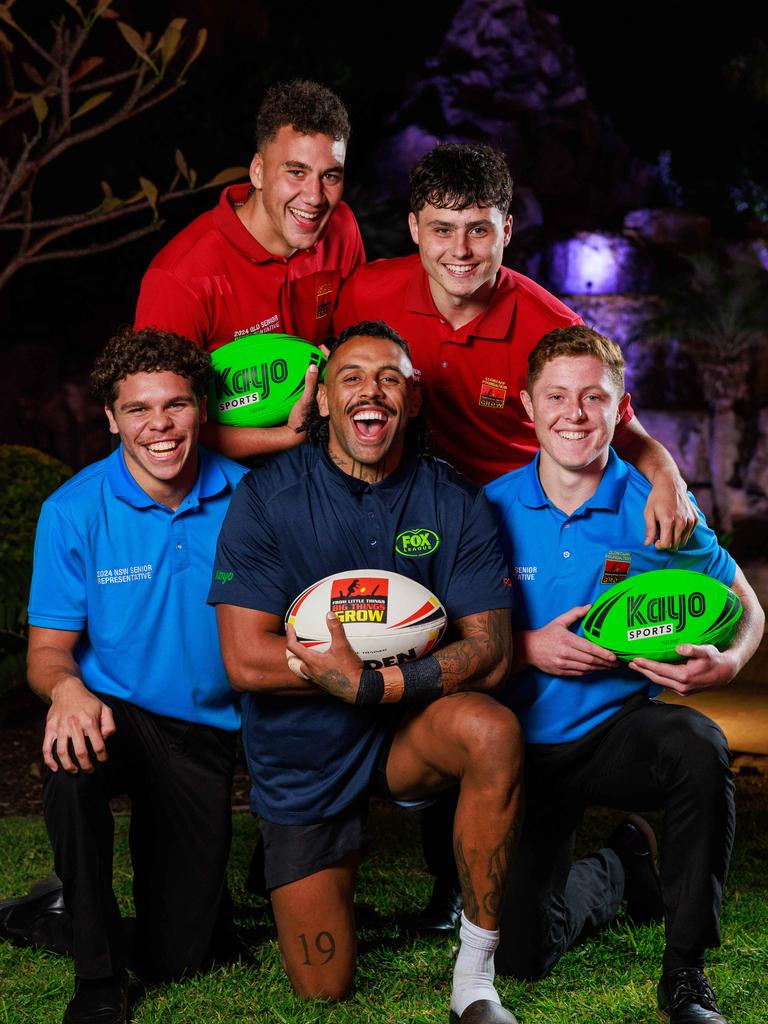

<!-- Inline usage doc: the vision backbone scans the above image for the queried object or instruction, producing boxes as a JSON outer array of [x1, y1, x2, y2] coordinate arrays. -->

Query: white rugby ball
[[286, 569, 447, 669]]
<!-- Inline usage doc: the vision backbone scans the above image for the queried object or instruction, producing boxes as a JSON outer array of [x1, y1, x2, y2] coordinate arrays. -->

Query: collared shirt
[[335, 253, 635, 484], [485, 449, 735, 744], [208, 443, 513, 823], [135, 184, 364, 350], [28, 446, 247, 730]]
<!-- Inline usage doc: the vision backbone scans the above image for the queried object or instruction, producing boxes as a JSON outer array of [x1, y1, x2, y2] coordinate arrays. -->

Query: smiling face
[[521, 355, 630, 477], [408, 203, 512, 318], [317, 335, 421, 481], [245, 125, 346, 257], [105, 370, 204, 509]]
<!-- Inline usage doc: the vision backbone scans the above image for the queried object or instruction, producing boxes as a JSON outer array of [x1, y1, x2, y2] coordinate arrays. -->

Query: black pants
[[495, 698, 735, 979], [43, 695, 236, 982]]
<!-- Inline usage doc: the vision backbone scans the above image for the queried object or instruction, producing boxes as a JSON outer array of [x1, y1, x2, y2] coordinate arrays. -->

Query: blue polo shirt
[[486, 450, 735, 744], [208, 443, 512, 824], [28, 446, 247, 731]]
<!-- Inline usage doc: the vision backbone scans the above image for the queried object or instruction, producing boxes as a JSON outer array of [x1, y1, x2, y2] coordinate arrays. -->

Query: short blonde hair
[[527, 326, 625, 394]]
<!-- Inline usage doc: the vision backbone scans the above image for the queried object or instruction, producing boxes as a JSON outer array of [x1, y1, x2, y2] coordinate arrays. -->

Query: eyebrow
[[428, 218, 493, 229], [283, 160, 344, 174], [118, 394, 192, 410], [335, 362, 407, 374]]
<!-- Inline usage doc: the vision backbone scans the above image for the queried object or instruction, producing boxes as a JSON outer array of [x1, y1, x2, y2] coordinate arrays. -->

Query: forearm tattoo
[[435, 609, 511, 692], [317, 669, 356, 702]]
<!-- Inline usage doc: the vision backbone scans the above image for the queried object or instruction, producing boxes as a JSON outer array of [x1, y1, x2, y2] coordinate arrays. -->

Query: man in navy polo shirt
[[210, 321, 523, 1024], [0, 328, 247, 1024], [485, 326, 763, 1024]]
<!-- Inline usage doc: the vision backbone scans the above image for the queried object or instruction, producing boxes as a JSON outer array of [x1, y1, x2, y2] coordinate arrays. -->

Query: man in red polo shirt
[[135, 79, 364, 459], [334, 142, 697, 934]]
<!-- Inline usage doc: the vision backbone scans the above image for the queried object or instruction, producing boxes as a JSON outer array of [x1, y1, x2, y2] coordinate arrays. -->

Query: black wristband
[[401, 655, 442, 703], [355, 669, 385, 706]]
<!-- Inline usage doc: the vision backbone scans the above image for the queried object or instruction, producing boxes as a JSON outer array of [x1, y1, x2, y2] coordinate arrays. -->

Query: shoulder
[[145, 208, 220, 275], [352, 254, 419, 286], [41, 453, 114, 513], [503, 268, 580, 325], [485, 465, 531, 510], [238, 445, 318, 506], [417, 455, 484, 506]]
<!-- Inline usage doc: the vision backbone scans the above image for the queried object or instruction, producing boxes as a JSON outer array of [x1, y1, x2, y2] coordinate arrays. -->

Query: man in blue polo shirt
[[210, 320, 523, 1024], [0, 328, 247, 1024], [485, 326, 764, 1024]]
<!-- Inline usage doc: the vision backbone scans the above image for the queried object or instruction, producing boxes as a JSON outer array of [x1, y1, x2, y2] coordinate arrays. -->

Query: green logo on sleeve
[[395, 529, 440, 557], [215, 570, 234, 583]]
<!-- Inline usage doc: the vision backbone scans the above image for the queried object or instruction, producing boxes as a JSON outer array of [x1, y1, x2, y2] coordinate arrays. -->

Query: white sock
[[450, 911, 501, 1017]]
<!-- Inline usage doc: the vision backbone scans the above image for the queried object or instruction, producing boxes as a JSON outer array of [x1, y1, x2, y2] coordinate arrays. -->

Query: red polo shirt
[[135, 184, 364, 351], [334, 254, 634, 484]]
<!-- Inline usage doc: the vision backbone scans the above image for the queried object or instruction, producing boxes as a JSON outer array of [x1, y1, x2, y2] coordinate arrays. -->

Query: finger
[[100, 705, 116, 744], [653, 515, 675, 551], [558, 604, 592, 627], [572, 636, 616, 661], [627, 658, 689, 688], [55, 731, 78, 774], [326, 612, 350, 647], [643, 505, 657, 548], [287, 654, 310, 679], [42, 728, 59, 773], [85, 721, 109, 764], [302, 363, 319, 401], [285, 621, 305, 657], [68, 728, 95, 774]]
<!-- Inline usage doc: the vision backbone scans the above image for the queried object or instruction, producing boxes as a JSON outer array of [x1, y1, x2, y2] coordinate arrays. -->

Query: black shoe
[[0, 874, 71, 953], [449, 999, 518, 1024], [606, 814, 663, 924], [412, 878, 462, 935], [657, 968, 727, 1023], [63, 976, 127, 1024]]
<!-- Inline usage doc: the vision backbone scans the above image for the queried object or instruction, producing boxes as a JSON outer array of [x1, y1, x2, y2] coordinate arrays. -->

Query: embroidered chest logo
[[601, 550, 632, 585], [330, 577, 389, 623], [96, 564, 153, 585], [513, 565, 537, 582], [478, 376, 507, 409], [315, 281, 333, 320], [395, 529, 440, 557]]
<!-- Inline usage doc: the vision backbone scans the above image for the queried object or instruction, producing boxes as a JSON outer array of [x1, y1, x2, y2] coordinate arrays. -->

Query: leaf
[[0, 28, 14, 51], [71, 90, 111, 119], [100, 8, 118, 18], [174, 147, 189, 181], [0, 6, 16, 27], [22, 61, 43, 85], [30, 94, 48, 123], [70, 55, 103, 82], [160, 19, 185, 66], [99, 195, 123, 212], [178, 27, 206, 80], [139, 176, 159, 216], [117, 21, 157, 72], [204, 166, 249, 188], [93, 0, 114, 16], [100, 179, 113, 197], [64, 0, 83, 14]]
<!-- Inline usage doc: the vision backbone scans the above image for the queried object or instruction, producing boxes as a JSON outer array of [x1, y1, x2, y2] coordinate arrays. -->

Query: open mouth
[[557, 430, 588, 440], [351, 408, 391, 442], [443, 263, 478, 277], [288, 206, 323, 227], [144, 439, 182, 458]]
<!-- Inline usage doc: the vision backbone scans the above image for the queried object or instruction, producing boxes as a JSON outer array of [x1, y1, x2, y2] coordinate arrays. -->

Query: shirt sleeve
[[666, 496, 736, 585], [27, 502, 88, 630], [207, 475, 290, 616], [441, 488, 514, 621], [134, 268, 209, 346]]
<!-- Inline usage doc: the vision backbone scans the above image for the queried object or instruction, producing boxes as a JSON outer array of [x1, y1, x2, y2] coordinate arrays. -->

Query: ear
[[616, 391, 630, 423], [105, 406, 119, 436], [316, 381, 329, 418], [249, 152, 263, 190], [520, 389, 534, 421], [408, 211, 420, 247], [502, 214, 513, 248], [199, 395, 207, 427]]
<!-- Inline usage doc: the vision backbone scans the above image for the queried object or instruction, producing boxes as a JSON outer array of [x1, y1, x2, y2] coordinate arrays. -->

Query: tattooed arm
[[285, 608, 512, 704]]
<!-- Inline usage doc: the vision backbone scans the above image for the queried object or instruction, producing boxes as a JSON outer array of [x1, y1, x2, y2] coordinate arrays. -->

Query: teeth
[[147, 440, 179, 453], [289, 207, 320, 221], [558, 431, 587, 440], [444, 264, 475, 274], [353, 410, 387, 422]]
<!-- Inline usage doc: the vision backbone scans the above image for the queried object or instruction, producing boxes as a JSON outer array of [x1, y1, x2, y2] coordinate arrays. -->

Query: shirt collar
[[212, 184, 317, 265], [405, 258, 518, 341], [106, 445, 229, 511], [518, 448, 629, 514], [317, 444, 420, 509]]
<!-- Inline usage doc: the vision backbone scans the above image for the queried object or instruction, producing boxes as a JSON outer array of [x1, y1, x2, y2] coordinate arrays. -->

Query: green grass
[[1, 777, 767, 1023]]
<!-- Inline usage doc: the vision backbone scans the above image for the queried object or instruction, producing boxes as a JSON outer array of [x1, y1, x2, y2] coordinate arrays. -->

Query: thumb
[[303, 362, 319, 399], [557, 604, 592, 627]]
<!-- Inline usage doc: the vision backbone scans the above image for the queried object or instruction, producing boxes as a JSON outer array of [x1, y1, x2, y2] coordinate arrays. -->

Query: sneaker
[[657, 968, 727, 1023], [606, 814, 663, 924]]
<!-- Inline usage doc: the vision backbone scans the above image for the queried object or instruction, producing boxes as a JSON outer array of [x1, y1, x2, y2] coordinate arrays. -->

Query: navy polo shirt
[[209, 443, 512, 824], [486, 449, 735, 744], [28, 446, 247, 730]]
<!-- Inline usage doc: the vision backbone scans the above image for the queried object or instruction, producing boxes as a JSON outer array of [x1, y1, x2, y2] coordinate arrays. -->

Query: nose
[[451, 229, 472, 259], [564, 398, 585, 420], [148, 407, 174, 430], [359, 373, 383, 399], [302, 173, 324, 207]]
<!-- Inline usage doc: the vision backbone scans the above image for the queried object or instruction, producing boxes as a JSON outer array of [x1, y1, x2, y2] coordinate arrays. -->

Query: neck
[[235, 191, 295, 258], [428, 275, 496, 330], [536, 451, 608, 516], [326, 442, 402, 484]]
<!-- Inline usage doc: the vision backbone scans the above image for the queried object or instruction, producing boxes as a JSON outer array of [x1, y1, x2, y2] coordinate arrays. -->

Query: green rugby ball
[[582, 569, 742, 662], [208, 332, 326, 427]]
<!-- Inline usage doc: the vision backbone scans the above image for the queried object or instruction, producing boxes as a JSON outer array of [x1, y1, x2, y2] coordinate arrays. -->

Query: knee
[[290, 973, 352, 1001], [660, 709, 731, 783], [453, 696, 524, 779]]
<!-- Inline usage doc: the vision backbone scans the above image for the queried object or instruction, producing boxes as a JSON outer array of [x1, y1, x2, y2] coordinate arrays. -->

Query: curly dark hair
[[410, 142, 513, 215], [90, 326, 212, 407], [303, 320, 430, 455], [255, 79, 351, 149]]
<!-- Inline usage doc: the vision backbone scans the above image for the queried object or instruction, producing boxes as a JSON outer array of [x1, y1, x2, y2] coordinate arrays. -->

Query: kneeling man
[[1, 328, 247, 1023], [210, 321, 523, 1024], [486, 326, 763, 1024]]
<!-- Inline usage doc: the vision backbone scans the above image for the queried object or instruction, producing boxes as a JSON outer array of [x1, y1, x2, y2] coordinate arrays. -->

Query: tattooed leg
[[270, 851, 360, 1000]]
